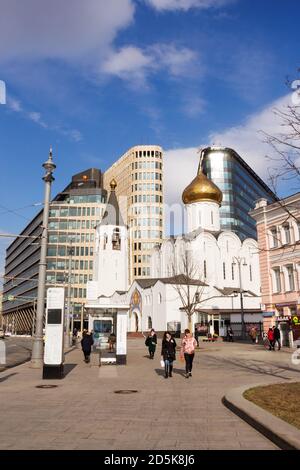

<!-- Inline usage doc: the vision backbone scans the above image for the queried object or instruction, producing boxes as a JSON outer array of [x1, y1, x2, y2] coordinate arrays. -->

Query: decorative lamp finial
[[110, 178, 117, 191]]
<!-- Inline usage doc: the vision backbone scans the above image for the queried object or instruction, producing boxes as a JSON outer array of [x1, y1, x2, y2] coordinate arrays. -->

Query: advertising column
[[116, 310, 127, 365], [43, 288, 65, 379]]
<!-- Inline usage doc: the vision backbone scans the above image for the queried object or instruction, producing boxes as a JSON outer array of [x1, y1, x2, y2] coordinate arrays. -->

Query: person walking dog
[[180, 329, 197, 378]]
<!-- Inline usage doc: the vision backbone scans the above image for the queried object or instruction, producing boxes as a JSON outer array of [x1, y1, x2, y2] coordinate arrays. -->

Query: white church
[[86, 154, 262, 340]]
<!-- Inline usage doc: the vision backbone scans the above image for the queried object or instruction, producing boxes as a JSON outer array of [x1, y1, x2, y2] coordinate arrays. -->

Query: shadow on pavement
[[0, 372, 18, 383], [63, 364, 77, 377], [154, 367, 186, 378], [200, 354, 291, 380]]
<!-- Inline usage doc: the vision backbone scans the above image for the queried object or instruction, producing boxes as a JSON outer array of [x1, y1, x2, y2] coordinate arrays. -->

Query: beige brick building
[[250, 193, 300, 346], [104, 145, 164, 282]]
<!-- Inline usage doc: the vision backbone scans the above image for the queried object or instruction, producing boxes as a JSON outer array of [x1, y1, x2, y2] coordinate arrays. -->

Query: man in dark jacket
[[81, 331, 94, 363], [273, 326, 281, 350]]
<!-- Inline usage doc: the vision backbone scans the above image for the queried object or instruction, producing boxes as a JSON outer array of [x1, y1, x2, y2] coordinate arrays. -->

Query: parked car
[[0, 329, 5, 339]]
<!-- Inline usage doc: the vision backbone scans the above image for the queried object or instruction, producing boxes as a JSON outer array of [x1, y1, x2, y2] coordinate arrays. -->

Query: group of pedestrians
[[145, 328, 197, 379], [267, 326, 281, 350]]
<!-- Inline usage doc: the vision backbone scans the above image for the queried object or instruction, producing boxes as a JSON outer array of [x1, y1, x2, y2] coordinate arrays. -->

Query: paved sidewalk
[[0, 340, 299, 450]]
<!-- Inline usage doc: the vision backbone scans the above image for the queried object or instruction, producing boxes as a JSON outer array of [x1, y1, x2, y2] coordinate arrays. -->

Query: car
[[0, 329, 5, 339]]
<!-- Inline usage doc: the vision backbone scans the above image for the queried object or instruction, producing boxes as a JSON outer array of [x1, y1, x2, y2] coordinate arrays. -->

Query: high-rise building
[[2, 168, 106, 334], [103, 145, 164, 282], [202, 147, 277, 240]]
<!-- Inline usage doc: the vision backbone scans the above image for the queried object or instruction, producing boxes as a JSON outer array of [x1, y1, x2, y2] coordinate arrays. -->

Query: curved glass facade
[[202, 147, 277, 240]]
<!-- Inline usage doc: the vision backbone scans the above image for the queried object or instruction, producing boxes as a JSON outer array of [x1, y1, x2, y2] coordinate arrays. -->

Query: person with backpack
[[145, 328, 157, 359], [180, 329, 197, 378]]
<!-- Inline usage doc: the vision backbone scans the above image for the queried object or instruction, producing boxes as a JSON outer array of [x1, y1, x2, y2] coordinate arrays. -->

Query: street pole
[[80, 303, 84, 334], [65, 241, 73, 348], [31, 148, 56, 368], [233, 256, 246, 340], [238, 261, 245, 340]]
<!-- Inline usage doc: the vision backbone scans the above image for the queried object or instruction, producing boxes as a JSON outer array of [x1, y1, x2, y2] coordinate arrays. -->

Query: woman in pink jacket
[[180, 329, 197, 378]]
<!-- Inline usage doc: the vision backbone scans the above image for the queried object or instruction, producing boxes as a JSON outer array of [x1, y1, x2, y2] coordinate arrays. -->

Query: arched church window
[[211, 211, 214, 225], [112, 228, 121, 250], [148, 316, 152, 329], [103, 233, 108, 250]]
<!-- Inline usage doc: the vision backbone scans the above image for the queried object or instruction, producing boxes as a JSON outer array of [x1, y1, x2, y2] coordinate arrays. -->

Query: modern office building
[[103, 145, 164, 282], [202, 147, 277, 240], [2, 167, 106, 334]]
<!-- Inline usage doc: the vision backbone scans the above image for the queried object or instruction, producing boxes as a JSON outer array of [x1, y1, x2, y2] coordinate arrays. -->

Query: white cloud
[[102, 43, 199, 85], [102, 46, 153, 84], [151, 44, 198, 77], [0, 0, 135, 63], [7, 97, 22, 112], [28, 111, 48, 129], [7, 96, 83, 142], [145, 0, 234, 12], [182, 95, 206, 117], [209, 94, 291, 177], [164, 94, 293, 210]]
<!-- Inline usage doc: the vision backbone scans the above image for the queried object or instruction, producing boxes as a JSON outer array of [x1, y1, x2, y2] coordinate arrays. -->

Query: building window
[[148, 316, 152, 329], [223, 262, 226, 280], [204, 260, 207, 278], [103, 234, 108, 250], [283, 224, 291, 244], [231, 263, 235, 281], [112, 228, 121, 250], [287, 265, 295, 291], [211, 211, 214, 225], [270, 227, 278, 248], [249, 265, 252, 282], [158, 293, 162, 304], [273, 268, 281, 293]]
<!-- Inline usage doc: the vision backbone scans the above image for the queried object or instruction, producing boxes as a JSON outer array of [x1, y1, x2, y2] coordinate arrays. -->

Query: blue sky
[[0, 0, 299, 264]]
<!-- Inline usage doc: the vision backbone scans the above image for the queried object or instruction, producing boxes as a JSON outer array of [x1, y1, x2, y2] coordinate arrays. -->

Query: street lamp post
[[65, 242, 74, 348], [31, 148, 56, 368], [233, 256, 247, 340]]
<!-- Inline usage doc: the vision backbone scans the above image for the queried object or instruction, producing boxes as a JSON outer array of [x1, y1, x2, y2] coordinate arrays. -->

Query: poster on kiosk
[[43, 287, 65, 379]]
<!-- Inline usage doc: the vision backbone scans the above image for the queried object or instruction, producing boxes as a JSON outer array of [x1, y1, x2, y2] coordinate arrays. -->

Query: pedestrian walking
[[161, 331, 177, 378], [227, 326, 234, 342], [273, 325, 281, 350], [249, 327, 258, 344], [267, 327, 275, 351], [180, 329, 197, 378], [195, 324, 201, 347], [81, 331, 94, 363], [145, 328, 157, 359]]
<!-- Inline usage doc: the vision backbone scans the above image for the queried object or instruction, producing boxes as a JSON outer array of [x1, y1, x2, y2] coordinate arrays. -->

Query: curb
[[223, 382, 300, 450], [0, 346, 77, 373]]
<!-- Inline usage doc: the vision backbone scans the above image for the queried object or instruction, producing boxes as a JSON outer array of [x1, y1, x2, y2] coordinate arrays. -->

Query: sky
[[0, 0, 300, 272]]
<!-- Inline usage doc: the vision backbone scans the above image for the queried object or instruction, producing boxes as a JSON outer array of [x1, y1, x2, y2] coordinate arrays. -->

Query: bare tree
[[171, 246, 232, 332], [262, 72, 300, 195]]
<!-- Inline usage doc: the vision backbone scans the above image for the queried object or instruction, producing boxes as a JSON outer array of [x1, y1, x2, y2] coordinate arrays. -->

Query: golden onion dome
[[182, 170, 223, 205]]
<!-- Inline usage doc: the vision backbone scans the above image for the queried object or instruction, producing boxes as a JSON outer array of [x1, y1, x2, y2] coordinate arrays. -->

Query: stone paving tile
[[1, 340, 299, 450]]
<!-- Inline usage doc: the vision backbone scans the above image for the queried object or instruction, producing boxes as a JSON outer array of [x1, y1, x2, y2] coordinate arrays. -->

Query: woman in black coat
[[161, 331, 177, 379], [145, 328, 157, 359], [81, 332, 94, 363]]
